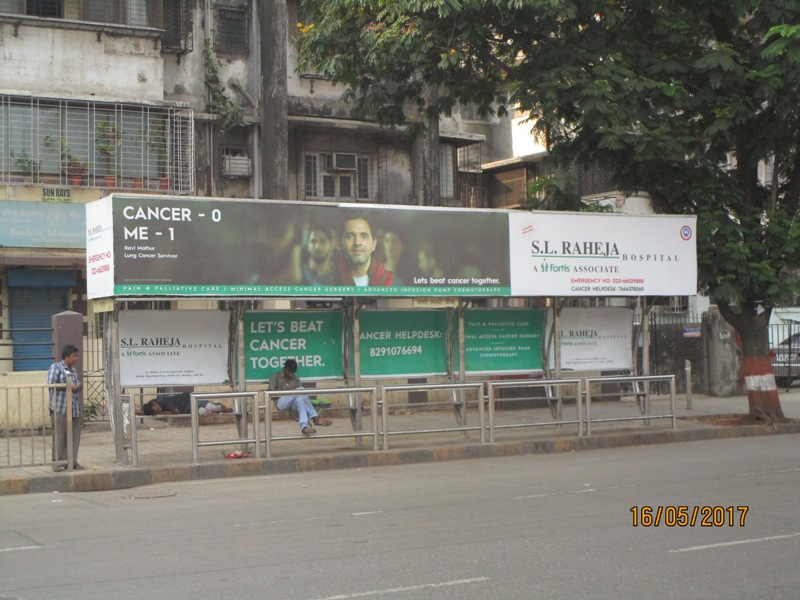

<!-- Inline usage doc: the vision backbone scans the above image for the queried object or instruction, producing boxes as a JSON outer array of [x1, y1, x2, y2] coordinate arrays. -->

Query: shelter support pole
[[642, 297, 651, 426], [235, 304, 249, 451], [553, 298, 564, 421], [351, 300, 363, 444], [110, 304, 126, 463], [456, 299, 467, 433]]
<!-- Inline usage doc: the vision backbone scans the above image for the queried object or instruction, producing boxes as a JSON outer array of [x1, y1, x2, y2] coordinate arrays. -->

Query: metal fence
[[0, 382, 76, 470], [770, 320, 797, 388], [635, 312, 704, 394]]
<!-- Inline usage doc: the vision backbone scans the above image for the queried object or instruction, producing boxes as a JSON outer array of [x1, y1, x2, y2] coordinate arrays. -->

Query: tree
[[297, 0, 800, 421]]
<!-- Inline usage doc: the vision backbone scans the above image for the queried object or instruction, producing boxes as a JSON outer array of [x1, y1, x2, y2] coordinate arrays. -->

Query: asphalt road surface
[[1, 435, 798, 600]]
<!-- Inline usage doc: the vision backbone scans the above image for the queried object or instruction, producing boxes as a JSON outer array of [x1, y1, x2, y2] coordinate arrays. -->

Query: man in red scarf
[[336, 215, 394, 286]]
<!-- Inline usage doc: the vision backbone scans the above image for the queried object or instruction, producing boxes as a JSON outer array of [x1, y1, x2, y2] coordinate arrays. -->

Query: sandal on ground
[[313, 416, 333, 426], [301, 425, 316, 436]]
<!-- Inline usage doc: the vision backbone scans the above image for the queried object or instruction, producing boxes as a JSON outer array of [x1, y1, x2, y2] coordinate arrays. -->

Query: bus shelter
[[86, 194, 697, 461]]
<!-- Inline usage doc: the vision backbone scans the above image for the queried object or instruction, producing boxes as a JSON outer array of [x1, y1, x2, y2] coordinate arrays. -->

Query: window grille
[[161, 0, 192, 54], [304, 152, 370, 202], [666, 296, 689, 313], [439, 144, 455, 200], [0, 95, 194, 193], [2, 0, 165, 28], [215, 6, 249, 55]]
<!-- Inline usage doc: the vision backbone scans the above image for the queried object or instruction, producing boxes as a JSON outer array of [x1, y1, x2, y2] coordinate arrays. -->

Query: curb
[[2, 422, 798, 496]]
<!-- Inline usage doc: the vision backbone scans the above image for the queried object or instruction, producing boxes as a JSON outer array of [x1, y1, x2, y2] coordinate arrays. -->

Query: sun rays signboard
[[86, 194, 697, 298]]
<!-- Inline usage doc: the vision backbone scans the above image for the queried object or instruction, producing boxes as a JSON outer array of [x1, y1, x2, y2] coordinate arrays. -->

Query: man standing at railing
[[48, 344, 83, 472]]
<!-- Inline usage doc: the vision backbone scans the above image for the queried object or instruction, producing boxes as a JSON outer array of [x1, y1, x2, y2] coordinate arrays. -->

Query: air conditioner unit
[[324, 152, 357, 171], [222, 154, 252, 178]]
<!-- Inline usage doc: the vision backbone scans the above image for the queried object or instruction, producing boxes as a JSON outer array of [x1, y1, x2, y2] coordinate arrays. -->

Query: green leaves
[[297, 0, 800, 308]]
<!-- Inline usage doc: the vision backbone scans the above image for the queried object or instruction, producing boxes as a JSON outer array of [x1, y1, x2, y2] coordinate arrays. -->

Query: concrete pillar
[[260, 0, 289, 199], [51, 311, 83, 374]]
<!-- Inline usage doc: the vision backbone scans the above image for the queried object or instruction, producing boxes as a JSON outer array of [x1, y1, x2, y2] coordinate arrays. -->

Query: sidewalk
[[2, 388, 798, 496]]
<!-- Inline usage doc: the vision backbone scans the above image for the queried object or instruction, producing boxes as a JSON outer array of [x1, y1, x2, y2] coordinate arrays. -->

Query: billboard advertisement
[[88, 195, 510, 298], [509, 212, 697, 296], [244, 311, 344, 381], [459, 309, 546, 374], [86, 194, 697, 298], [118, 310, 230, 387], [356, 310, 449, 377], [546, 307, 635, 371]]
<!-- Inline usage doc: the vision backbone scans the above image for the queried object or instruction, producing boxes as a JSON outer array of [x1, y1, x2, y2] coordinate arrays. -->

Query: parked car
[[771, 333, 800, 387]]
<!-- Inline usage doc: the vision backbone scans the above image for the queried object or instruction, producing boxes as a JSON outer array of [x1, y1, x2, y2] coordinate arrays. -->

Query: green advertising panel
[[245, 311, 343, 381], [356, 310, 449, 377], [457, 309, 545, 374]]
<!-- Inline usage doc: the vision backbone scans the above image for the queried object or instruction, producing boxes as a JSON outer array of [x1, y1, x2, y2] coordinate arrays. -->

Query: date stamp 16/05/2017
[[630, 506, 749, 527]]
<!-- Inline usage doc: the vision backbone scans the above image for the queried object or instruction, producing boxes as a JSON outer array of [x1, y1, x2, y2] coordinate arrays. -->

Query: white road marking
[[0, 545, 41, 553], [514, 483, 633, 500], [669, 532, 800, 553], [312, 577, 490, 599], [234, 511, 383, 527]]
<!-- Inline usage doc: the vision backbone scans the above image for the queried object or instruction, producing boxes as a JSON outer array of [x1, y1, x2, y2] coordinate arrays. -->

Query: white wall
[[1, 24, 163, 103]]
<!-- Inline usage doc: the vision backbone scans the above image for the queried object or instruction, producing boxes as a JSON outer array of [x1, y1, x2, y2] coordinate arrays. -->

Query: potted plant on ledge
[[65, 156, 88, 186], [96, 121, 123, 187], [10, 150, 41, 183]]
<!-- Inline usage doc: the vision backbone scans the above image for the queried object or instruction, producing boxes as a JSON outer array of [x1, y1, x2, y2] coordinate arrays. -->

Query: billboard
[[244, 311, 344, 381], [119, 310, 230, 386], [356, 310, 449, 377], [546, 307, 635, 371], [509, 212, 697, 296], [459, 309, 546, 374], [86, 194, 696, 298]]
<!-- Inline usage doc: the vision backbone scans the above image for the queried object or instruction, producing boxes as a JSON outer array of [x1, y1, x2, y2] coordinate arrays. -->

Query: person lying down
[[136, 391, 233, 417]]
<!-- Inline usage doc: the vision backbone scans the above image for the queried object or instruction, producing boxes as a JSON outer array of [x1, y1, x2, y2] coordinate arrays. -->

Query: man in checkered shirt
[[48, 344, 83, 471]]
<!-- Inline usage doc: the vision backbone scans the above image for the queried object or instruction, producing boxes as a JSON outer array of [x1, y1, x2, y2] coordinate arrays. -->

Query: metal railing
[[263, 387, 379, 459], [379, 382, 485, 450], [190, 392, 260, 464], [486, 378, 584, 441], [584, 375, 677, 436], [0, 383, 73, 470], [5, 375, 683, 469]]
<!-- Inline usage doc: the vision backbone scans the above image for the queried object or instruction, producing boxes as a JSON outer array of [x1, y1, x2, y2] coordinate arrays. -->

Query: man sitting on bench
[[138, 392, 233, 417], [269, 359, 332, 436]]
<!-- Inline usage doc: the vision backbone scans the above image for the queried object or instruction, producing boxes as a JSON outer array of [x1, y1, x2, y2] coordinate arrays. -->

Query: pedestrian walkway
[[2, 388, 798, 496]]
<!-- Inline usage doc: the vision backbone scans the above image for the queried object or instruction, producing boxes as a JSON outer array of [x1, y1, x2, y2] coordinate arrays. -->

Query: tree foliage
[[298, 0, 800, 319]]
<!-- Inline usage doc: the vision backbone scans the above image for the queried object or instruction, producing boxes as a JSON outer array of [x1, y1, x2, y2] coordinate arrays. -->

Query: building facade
[[0, 0, 501, 373]]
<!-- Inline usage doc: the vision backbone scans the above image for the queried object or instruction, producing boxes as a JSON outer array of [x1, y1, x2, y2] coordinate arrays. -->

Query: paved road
[[1, 436, 798, 600]]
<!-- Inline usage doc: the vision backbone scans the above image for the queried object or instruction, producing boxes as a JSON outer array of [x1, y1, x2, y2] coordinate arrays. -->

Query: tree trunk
[[718, 301, 785, 423]]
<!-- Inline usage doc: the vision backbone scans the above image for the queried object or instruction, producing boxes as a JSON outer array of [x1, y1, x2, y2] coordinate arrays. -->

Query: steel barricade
[[584, 375, 677, 436], [190, 392, 260, 464], [0, 383, 65, 469], [379, 382, 485, 450], [486, 378, 584, 441], [262, 387, 379, 459]]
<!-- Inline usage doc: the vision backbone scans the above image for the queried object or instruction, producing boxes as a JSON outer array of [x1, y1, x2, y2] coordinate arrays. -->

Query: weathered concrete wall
[[0, 371, 50, 429], [704, 309, 743, 396], [1, 24, 163, 103]]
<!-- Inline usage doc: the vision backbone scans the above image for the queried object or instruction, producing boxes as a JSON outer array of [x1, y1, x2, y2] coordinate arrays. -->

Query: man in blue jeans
[[48, 344, 83, 471], [268, 359, 332, 436]]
